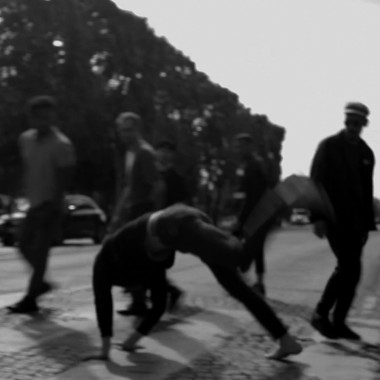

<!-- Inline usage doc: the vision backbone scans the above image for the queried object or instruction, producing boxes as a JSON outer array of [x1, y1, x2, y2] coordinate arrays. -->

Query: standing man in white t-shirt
[[7, 95, 76, 314]]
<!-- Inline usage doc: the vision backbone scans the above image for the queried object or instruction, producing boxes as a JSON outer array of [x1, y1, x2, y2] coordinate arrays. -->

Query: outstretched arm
[[120, 270, 168, 351], [91, 249, 114, 360]]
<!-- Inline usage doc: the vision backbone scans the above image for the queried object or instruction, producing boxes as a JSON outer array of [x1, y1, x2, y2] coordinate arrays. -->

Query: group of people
[[6, 99, 189, 317], [5, 95, 376, 363]]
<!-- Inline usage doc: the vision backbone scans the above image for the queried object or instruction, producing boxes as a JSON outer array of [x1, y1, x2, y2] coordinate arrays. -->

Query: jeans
[[18, 202, 63, 300], [184, 218, 287, 340], [315, 229, 368, 324], [239, 219, 273, 274], [207, 263, 287, 339]]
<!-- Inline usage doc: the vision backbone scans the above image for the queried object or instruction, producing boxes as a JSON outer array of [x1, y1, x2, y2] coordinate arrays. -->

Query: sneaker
[[310, 313, 338, 339], [7, 298, 39, 314], [252, 282, 266, 297], [333, 323, 361, 341], [117, 303, 149, 316]]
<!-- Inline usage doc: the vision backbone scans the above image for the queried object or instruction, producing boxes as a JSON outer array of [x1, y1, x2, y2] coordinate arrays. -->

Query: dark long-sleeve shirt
[[310, 130, 375, 232], [93, 203, 287, 341], [92, 214, 175, 338], [237, 155, 270, 227]]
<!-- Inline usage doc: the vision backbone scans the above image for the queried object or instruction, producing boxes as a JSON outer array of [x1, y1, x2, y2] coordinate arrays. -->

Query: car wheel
[[2, 235, 15, 247]]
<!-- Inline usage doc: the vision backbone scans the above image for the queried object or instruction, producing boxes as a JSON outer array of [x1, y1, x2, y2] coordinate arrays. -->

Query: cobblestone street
[[1, 281, 379, 380], [0, 228, 379, 379]]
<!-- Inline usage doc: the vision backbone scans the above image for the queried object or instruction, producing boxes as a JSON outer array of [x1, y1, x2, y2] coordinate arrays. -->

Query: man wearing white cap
[[310, 102, 376, 340]]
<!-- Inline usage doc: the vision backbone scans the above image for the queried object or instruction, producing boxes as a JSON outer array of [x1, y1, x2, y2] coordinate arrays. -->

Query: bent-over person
[[91, 204, 302, 361]]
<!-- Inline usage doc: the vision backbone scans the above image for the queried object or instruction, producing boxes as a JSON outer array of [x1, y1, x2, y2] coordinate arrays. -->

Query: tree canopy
[[0, 0, 285, 212]]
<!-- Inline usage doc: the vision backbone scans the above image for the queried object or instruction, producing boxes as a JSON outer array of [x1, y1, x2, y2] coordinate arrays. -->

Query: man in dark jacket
[[310, 102, 376, 340], [91, 204, 302, 361]]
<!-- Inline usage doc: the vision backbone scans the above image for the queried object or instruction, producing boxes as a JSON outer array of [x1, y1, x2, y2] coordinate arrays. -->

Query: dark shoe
[[7, 298, 39, 314], [168, 287, 184, 311], [36, 281, 55, 297], [117, 304, 148, 316], [252, 282, 266, 297], [311, 313, 338, 339], [333, 324, 361, 340]]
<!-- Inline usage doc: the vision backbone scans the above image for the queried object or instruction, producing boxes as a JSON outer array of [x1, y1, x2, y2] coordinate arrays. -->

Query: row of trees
[[0, 0, 285, 214]]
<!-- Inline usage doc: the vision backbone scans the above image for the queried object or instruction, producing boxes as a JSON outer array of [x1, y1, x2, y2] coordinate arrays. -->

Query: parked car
[[289, 208, 310, 225], [0, 194, 107, 246], [0, 194, 11, 216]]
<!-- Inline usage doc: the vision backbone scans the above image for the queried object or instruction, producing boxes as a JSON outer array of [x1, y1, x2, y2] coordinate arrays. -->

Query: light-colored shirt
[[19, 127, 76, 207], [124, 150, 136, 182], [145, 210, 171, 261]]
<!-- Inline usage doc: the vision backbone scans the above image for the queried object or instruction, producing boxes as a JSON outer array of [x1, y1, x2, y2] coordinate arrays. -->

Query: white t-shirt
[[145, 210, 171, 261], [19, 127, 76, 207], [125, 150, 136, 180]]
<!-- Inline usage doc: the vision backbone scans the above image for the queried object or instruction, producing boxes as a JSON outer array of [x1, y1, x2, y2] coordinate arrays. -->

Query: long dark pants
[[315, 229, 368, 325], [239, 219, 273, 275], [206, 262, 287, 339], [176, 217, 288, 340], [18, 202, 62, 300]]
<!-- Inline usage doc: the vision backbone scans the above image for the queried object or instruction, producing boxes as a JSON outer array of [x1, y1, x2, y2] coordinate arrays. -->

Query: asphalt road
[[1, 225, 379, 318], [1, 225, 380, 380]]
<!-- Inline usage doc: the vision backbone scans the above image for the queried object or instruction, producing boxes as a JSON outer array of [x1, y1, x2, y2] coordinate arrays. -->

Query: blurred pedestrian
[[109, 112, 165, 316], [156, 139, 190, 310], [156, 139, 189, 207], [310, 102, 376, 340], [233, 133, 274, 296], [7, 95, 76, 314], [91, 203, 302, 361], [109, 112, 164, 232]]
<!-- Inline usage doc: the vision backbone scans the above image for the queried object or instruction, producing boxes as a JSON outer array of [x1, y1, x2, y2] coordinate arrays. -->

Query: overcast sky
[[113, 0, 380, 196]]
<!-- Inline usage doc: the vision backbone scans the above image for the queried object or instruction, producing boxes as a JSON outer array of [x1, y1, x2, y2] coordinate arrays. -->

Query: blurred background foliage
[[0, 0, 285, 218]]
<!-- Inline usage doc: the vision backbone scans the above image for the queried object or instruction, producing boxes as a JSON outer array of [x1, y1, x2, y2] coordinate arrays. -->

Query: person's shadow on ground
[[259, 361, 311, 380], [149, 305, 310, 379], [325, 339, 380, 362], [100, 307, 207, 379], [105, 351, 185, 379], [1, 306, 98, 378], [268, 297, 314, 321]]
